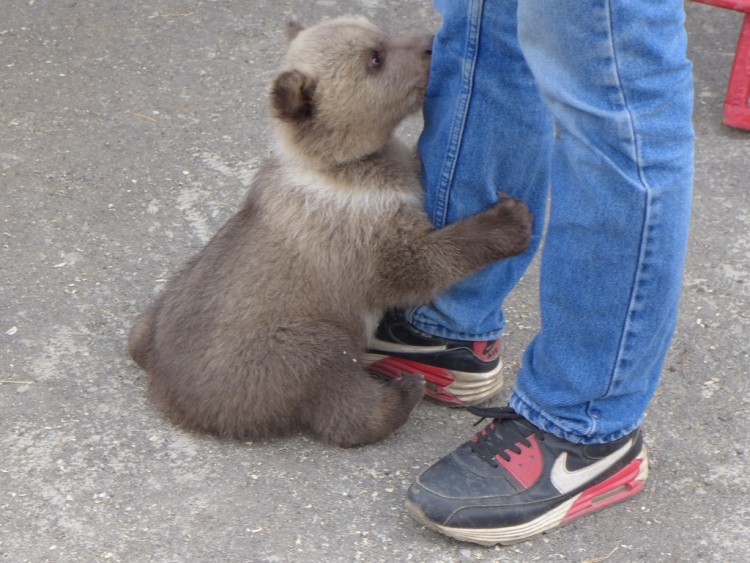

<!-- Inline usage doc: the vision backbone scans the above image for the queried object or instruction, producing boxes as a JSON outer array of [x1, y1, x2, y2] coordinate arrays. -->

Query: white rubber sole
[[362, 351, 503, 406]]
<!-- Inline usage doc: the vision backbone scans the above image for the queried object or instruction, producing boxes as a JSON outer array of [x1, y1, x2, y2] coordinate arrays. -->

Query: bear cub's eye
[[369, 50, 384, 69]]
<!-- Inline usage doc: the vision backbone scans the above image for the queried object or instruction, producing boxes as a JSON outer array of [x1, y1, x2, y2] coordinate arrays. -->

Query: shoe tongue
[[510, 416, 538, 436], [494, 415, 537, 444]]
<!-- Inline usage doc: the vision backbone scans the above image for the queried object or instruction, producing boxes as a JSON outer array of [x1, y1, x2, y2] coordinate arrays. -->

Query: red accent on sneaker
[[367, 357, 462, 406], [561, 456, 646, 524], [495, 434, 544, 490], [472, 340, 501, 362]]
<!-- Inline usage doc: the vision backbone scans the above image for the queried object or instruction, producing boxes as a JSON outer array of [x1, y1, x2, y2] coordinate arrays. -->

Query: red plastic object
[[693, 0, 750, 130]]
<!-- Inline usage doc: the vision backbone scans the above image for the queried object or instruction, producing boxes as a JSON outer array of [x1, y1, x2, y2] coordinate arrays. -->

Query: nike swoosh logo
[[550, 439, 633, 495]]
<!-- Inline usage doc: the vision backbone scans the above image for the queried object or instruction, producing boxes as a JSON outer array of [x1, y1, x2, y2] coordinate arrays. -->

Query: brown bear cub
[[128, 17, 532, 447]]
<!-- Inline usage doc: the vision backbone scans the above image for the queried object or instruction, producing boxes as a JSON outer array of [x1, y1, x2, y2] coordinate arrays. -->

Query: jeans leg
[[409, 0, 553, 341], [509, 0, 695, 443]]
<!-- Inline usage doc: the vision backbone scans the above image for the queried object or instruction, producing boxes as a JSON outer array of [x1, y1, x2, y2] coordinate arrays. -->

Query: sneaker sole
[[362, 352, 504, 407], [405, 447, 648, 546]]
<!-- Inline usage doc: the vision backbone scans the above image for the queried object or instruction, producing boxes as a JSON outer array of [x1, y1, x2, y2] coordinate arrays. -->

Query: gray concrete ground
[[1, 1, 749, 561]]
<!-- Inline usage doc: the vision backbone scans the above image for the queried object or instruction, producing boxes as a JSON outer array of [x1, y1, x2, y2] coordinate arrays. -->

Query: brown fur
[[128, 17, 532, 447]]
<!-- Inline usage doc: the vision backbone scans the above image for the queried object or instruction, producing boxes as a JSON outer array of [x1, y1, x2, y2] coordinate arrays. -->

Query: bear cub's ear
[[285, 20, 305, 41], [271, 70, 317, 122]]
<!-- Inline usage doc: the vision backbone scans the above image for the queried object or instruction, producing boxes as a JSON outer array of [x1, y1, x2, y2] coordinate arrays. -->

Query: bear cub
[[128, 16, 532, 447]]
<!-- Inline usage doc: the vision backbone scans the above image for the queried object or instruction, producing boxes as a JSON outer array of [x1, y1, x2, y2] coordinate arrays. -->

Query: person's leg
[[408, 0, 552, 341], [509, 0, 694, 443], [365, 0, 551, 406], [406, 0, 694, 545]]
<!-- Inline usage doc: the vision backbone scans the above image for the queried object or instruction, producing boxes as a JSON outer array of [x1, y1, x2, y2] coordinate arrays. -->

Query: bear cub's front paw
[[490, 194, 533, 257]]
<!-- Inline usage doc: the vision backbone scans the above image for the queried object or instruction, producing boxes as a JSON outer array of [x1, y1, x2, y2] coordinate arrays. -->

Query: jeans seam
[[431, 0, 484, 228], [607, 190, 652, 398], [604, 0, 649, 190], [603, 0, 655, 401]]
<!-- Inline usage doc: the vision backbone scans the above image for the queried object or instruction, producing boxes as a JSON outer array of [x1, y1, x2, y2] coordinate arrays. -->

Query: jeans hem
[[509, 390, 643, 445], [408, 309, 504, 342]]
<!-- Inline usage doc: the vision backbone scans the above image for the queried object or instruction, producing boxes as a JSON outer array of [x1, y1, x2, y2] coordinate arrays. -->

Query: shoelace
[[467, 406, 545, 467]]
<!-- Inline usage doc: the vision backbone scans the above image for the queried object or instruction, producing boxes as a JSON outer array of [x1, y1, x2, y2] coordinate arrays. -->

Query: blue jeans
[[408, 0, 694, 444]]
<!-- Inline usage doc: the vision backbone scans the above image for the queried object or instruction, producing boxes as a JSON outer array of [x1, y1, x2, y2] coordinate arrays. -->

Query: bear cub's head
[[270, 16, 433, 167]]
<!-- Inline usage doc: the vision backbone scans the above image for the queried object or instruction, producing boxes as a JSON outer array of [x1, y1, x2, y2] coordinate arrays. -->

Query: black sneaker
[[406, 407, 648, 545], [363, 310, 503, 406]]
